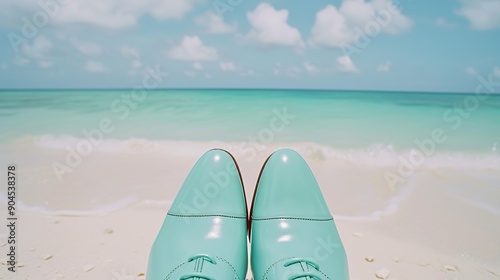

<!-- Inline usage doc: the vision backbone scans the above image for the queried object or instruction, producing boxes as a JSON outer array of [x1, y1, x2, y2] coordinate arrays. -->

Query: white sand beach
[[1, 140, 499, 279]]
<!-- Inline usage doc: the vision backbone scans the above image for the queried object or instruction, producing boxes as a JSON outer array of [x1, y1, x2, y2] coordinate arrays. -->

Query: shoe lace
[[179, 254, 217, 280], [284, 258, 322, 280]]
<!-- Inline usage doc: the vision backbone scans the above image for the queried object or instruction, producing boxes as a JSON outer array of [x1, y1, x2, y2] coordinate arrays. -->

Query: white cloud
[[120, 45, 142, 75], [184, 70, 196, 77], [0, 0, 197, 29], [493, 67, 500, 78], [195, 11, 237, 34], [167, 36, 218, 61], [22, 35, 52, 59], [240, 69, 256, 77], [273, 63, 302, 77], [193, 62, 203, 70], [55, 0, 196, 29], [72, 39, 102, 56], [14, 56, 30, 66], [131, 60, 142, 69], [303, 61, 320, 74], [457, 0, 500, 30], [377, 61, 392, 72], [310, 5, 354, 48], [120, 45, 140, 59], [434, 17, 455, 28], [465, 67, 477, 76], [310, 0, 413, 48], [39, 61, 53, 68], [21, 35, 53, 68], [246, 3, 303, 47], [220, 61, 236, 72], [147, 0, 195, 21], [337, 56, 359, 73], [85, 61, 108, 72], [365, 0, 413, 34]]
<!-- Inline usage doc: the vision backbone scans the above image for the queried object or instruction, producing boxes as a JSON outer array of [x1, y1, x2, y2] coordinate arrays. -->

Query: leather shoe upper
[[147, 149, 248, 280], [250, 149, 349, 280]]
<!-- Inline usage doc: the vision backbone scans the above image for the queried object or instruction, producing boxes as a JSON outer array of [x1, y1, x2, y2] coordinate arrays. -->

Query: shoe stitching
[[317, 268, 332, 280], [300, 261, 332, 280], [262, 257, 296, 280], [168, 213, 247, 219], [164, 261, 189, 280], [293, 260, 332, 280], [215, 256, 240, 280]]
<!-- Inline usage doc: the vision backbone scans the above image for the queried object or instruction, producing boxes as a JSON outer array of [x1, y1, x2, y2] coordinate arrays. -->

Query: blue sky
[[0, 0, 499, 92]]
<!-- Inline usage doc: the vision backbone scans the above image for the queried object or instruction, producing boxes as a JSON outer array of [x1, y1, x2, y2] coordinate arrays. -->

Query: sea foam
[[1, 134, 498, 218], [32, 134, 500, 170]]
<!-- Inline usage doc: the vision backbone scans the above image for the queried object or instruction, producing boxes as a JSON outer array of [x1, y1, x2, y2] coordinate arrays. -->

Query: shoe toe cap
[[252, 149, 331, 219], [169, 149, 247, 217]]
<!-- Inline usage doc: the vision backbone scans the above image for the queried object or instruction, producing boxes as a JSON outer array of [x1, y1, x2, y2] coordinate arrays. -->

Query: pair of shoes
[[146, 149, 349, 280]]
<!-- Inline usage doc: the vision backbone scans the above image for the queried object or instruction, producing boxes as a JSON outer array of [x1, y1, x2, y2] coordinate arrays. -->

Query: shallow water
[[0, 89, 499, 218]]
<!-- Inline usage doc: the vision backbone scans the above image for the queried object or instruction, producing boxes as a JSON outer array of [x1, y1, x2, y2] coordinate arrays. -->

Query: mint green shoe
[[146, 149, 248, 280], [250, 149, 349, 280]]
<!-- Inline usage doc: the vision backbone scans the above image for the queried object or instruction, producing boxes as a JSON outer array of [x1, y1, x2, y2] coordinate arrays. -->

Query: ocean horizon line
[[1, 87, 499, 97]]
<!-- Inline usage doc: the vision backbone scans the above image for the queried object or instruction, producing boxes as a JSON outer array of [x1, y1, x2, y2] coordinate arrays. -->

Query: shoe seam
[[168, 213, 247, 219], [262, 257, 295, 280], [215, 256, 240, 280], [163, 256, 240, 280], [317, 268, 332, 280], [164, 261, 189, 280], [262, 257, 296, 280], [252, 217, 333, 221]]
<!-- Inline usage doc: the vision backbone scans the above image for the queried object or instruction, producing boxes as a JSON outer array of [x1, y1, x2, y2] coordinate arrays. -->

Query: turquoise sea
[[1, 89, 499, 151], [0, 89, 499, 217]]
